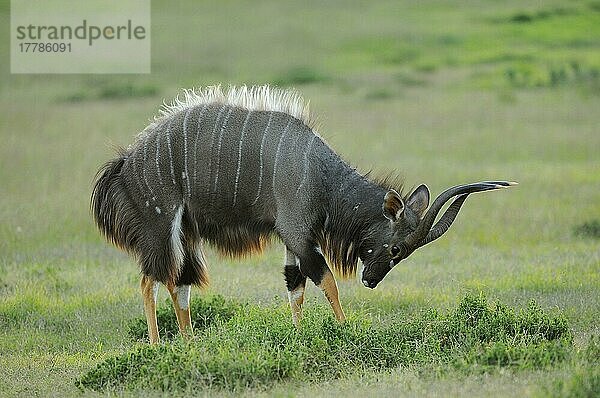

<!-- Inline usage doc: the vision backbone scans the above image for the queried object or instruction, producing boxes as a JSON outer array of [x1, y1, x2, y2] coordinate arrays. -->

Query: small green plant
[[272, 66, 329, 86], [364, 88, 395, 100], [77, 293, 573, 392], [395, 72, 427, 87], [574, 220, 600, 239], [590, 1, 600, 12], [98, 84, 158, 100]]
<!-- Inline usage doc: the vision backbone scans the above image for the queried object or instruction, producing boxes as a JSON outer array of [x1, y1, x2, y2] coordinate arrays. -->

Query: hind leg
[[137, 204, 194, 342], [140, 275, 160, 344], [167, 240, 209, 337], [166, 282, 192, 336], [283, 247, 306, 327]]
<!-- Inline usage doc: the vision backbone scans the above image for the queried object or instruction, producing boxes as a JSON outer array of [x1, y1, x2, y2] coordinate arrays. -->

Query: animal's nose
[[362, 279, 378, 289]]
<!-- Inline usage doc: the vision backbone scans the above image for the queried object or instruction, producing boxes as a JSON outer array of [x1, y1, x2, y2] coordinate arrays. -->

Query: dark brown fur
[[92, 150, 209, 286]]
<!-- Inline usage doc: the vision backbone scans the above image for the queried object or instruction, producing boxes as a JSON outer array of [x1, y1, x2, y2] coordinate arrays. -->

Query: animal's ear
[[383, 189, 405, 221], [406, 184, 430, 218]]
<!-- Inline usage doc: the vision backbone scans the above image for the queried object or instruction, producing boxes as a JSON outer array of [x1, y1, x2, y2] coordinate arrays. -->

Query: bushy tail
[[91, 150, 140, 253]]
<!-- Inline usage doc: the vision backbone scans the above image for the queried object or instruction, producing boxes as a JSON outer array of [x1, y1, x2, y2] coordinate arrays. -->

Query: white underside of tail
[[170, 205, 185, 270]]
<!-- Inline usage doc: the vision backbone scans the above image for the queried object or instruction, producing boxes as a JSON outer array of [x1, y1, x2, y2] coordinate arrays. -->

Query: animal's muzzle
[[362, 278, 378, 289]]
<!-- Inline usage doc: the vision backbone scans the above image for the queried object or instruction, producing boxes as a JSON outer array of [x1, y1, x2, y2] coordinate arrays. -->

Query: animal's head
[[359, 181, 516, 289]]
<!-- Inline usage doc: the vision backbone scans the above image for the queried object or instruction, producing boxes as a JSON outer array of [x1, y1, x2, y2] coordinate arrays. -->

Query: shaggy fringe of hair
[[142, 85, 315, 137], [366, 171, 406, 194], [315, 202, 368, 279], [199, 224, 272, 259], [312, 214, 362, 280], [318, 234, 361, 280], [91, 150, 141, 253]]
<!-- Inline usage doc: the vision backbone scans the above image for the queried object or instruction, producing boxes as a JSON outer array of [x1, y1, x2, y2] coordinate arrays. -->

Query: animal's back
[[119, 101, 321, 254]]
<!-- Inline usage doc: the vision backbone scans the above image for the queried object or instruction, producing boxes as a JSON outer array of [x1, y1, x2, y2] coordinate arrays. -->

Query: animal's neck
[[316, 156, 389, 275], [323, 156, 388, 221]]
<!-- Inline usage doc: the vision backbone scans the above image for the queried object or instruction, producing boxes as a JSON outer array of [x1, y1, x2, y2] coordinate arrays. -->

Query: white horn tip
[[495, 181, 519, 189]]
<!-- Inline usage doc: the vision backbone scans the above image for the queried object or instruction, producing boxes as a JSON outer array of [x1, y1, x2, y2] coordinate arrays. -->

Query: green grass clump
[[548, 366, 600, 398], [507, 7, 575, 24], [540, 336, 600, 398], [504, 61, 600, 89], [77, 293, 572, 392], [447, 296, 572, 371]]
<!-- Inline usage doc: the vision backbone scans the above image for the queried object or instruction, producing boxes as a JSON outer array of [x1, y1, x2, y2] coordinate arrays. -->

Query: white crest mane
[[152, 85, 314, 130]]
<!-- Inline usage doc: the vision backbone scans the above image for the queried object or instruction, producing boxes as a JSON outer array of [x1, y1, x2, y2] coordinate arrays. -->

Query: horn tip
[[494, 181, 519, 188]]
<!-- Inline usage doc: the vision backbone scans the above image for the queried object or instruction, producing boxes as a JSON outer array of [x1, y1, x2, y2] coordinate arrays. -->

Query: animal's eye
[[391, 246, 400, 256]]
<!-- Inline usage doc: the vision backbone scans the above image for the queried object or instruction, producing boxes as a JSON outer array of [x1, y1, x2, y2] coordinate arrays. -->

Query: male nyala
[[92, 85, 515, 343]]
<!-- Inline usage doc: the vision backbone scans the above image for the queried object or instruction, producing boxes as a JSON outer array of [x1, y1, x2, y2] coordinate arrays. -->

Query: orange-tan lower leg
[[166, 283, 193, 337], [288, 284, 305, 327], [140, 275, 159, 344], [285, 248, 305, 327], [318, 270, 346, 322]]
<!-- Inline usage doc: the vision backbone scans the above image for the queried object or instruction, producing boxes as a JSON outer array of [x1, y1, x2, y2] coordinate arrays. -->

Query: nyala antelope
[[92, 85, 515, 343]]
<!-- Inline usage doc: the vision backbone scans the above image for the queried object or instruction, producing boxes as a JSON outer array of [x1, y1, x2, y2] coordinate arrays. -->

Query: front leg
[[298, 248, 346, 322], [284, 247, 306, 327], [318, 269, 345, 322]]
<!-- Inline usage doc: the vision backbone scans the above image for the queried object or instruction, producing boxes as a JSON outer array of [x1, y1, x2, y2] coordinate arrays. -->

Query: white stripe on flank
[[232, 110, 252, 206], [155, 125, 164, 186], [175, 285, 191, 310], [296, 135, 317, 194], [212, 107, 233, 192], [272, 116, 293, 193], [207, 105, 226, 192], [182, 109, 191, 198], [166, 119, 176, 186], [142, 134, 155, 196], [191, 105, 209, 198], [170, 205, 185, 270], [251, 112, 274, 206]]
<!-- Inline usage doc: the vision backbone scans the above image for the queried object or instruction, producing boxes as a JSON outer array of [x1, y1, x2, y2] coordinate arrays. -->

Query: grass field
[[1, 0, 599, 396]]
